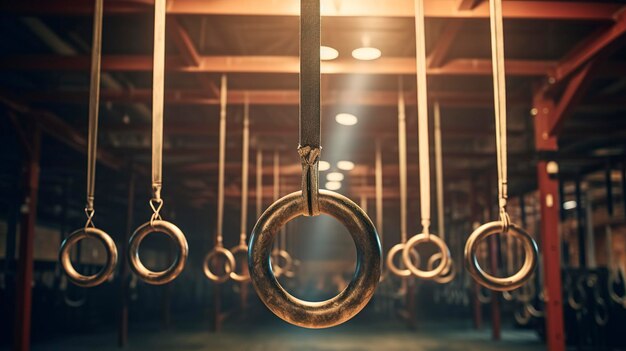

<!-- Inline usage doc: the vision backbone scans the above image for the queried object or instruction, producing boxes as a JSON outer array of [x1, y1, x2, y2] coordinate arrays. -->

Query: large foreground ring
[[386, 243, 420, 278], [128, 220, 188, 285], [402, 233, 450, 279], [248, 190, 381, 328], [464, 221, 538, 291], [203, 245, 236, 283], [229, 243, 250, 282], [59, 227, 118, 287]]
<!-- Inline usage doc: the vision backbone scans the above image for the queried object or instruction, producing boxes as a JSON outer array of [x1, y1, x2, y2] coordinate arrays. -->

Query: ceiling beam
[[2, 0, 621, 21], [0, 55, 555, 76], [457, 0, 485, 11], [14, 88, 528, 107]]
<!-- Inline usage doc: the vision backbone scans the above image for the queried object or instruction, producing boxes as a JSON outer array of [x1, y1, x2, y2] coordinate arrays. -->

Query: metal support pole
[[13, 127, 41, 351]]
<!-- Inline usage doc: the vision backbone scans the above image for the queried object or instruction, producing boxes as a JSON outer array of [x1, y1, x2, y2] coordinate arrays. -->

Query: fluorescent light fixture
[[563, 200, 577, 210], [325, 181, 341, 191], [327, 172, 344, 182], [319, 160, 331, 171], [337, 160, 355, 171], [352, 47, 381, 61], [335, 113, 358, 126], [320, 46, 339, 60]]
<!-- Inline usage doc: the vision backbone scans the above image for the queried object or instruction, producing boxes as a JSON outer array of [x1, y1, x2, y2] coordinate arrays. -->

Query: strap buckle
[[298, 145, 321, 216]]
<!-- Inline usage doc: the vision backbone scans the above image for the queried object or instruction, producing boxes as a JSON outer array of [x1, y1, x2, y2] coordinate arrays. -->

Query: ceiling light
[[320, 46, 339, 60], [563, 200, 577, 210], [325, 181, 342, 191], [327, 172, 344, 182], [352, 47, 381, 61], [335, 113, 358, 126], [319, 160, 330, 171], [337, 160, 355, 171]]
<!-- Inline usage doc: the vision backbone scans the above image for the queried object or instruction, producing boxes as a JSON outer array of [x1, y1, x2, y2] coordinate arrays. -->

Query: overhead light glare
[[563, 200, 577, 210], [327, 172, 344, 182], [319, 160, 331, 171], [337, 161, 355, 171], [335, 113, 358, 126], [352, 47, 381, 61], [325, 181, 342, 191], [320, 46, 339, 60]]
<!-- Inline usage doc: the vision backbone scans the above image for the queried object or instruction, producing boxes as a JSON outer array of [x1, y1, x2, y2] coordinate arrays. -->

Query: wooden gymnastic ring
[[229, 243, 250, 282], [464, 221, 537, 291], [271, 249, 293, 278], [427, 253, 456, 284], [402, 233, 450, 279], [386, 243, 420, 278], [128, 220, 188, 285], [248, 190, 381, 328], [203, 246, 236, 283], [59, 227, 118, 288]]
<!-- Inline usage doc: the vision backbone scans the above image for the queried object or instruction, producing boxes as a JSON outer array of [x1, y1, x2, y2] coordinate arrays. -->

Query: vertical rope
[[216, 75, 227, 246]]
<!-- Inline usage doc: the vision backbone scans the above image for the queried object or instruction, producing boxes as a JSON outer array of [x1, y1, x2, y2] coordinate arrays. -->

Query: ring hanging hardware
[[463, 0, 538, 291], [127, 0, 188, 285], [298, 145, 321, 217], [230, 95, 252, 283], [247, 0, 380, 328], [58, 0, 118, 288], [402, 0, 451, 280], [203, 74, 236, 284]]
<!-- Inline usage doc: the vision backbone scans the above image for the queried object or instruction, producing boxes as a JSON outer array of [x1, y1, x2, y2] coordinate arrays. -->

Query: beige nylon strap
[[84, 0, 103, 226], [151, 0, 166, 203], [216, 74, 227, 247], [489, 0, 510, 229], [433, 102, 444, 240], [256, 149, 263, 217], [375, 139, 384, 243], [414, 0, 431, 234], [239, 95, 250, 245], [397, 78, 408, 243]]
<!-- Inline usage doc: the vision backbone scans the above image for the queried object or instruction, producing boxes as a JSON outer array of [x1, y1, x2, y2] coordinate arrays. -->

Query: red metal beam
[[13, 127, 40, 351], [428, 22, 464, 68], [457, 0, 484, 11], [547, 10, 626, 87], [547, 61, 596, 136], [168, 17, 200, 66], [0, 55, 555, 76], [2, 0, 620, 21]]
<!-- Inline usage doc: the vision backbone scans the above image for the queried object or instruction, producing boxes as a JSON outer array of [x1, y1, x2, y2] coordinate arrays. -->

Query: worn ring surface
[[402, 233, 450, 279], [59, 227, 118, 287], [203, 246, 236, 283], [386, 243, 420, 277], [464, 221, 538, 291], [229, 244, 250, 282], [248, 190, 381, 328], [128, 220, 188, 285]]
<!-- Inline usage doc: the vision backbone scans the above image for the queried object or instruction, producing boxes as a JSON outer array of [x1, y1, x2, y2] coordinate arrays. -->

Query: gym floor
[[18, 322, 542, 351]]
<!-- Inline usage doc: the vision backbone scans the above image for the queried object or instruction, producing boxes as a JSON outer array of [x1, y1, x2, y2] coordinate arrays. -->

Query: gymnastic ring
[[502, 290, 516, 301], [464, 221, 538, 291], [608, 270, 626, 306], [229, 243, 250, 282], [567, 276, 586, 311], [386, 243, 420, 278], [128, 220, 188, 285], [271, 249, 293, 278], [427, 253, 456, 284], [525, 301, 545, 318], [515, 280, 536, 303], [594, 296, 609, 326], [402, 233, 450, 279], [477, 286, 491, 304], [59, 227, 118, 288], [248, 190, 381, 329], [514, 304, 532, 325], [203, 246, 236, 283]]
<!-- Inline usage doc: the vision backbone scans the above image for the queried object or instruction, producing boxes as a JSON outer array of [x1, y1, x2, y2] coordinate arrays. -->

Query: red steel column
[[533, 93, 566, 351], [13, 128, 41, 351]]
